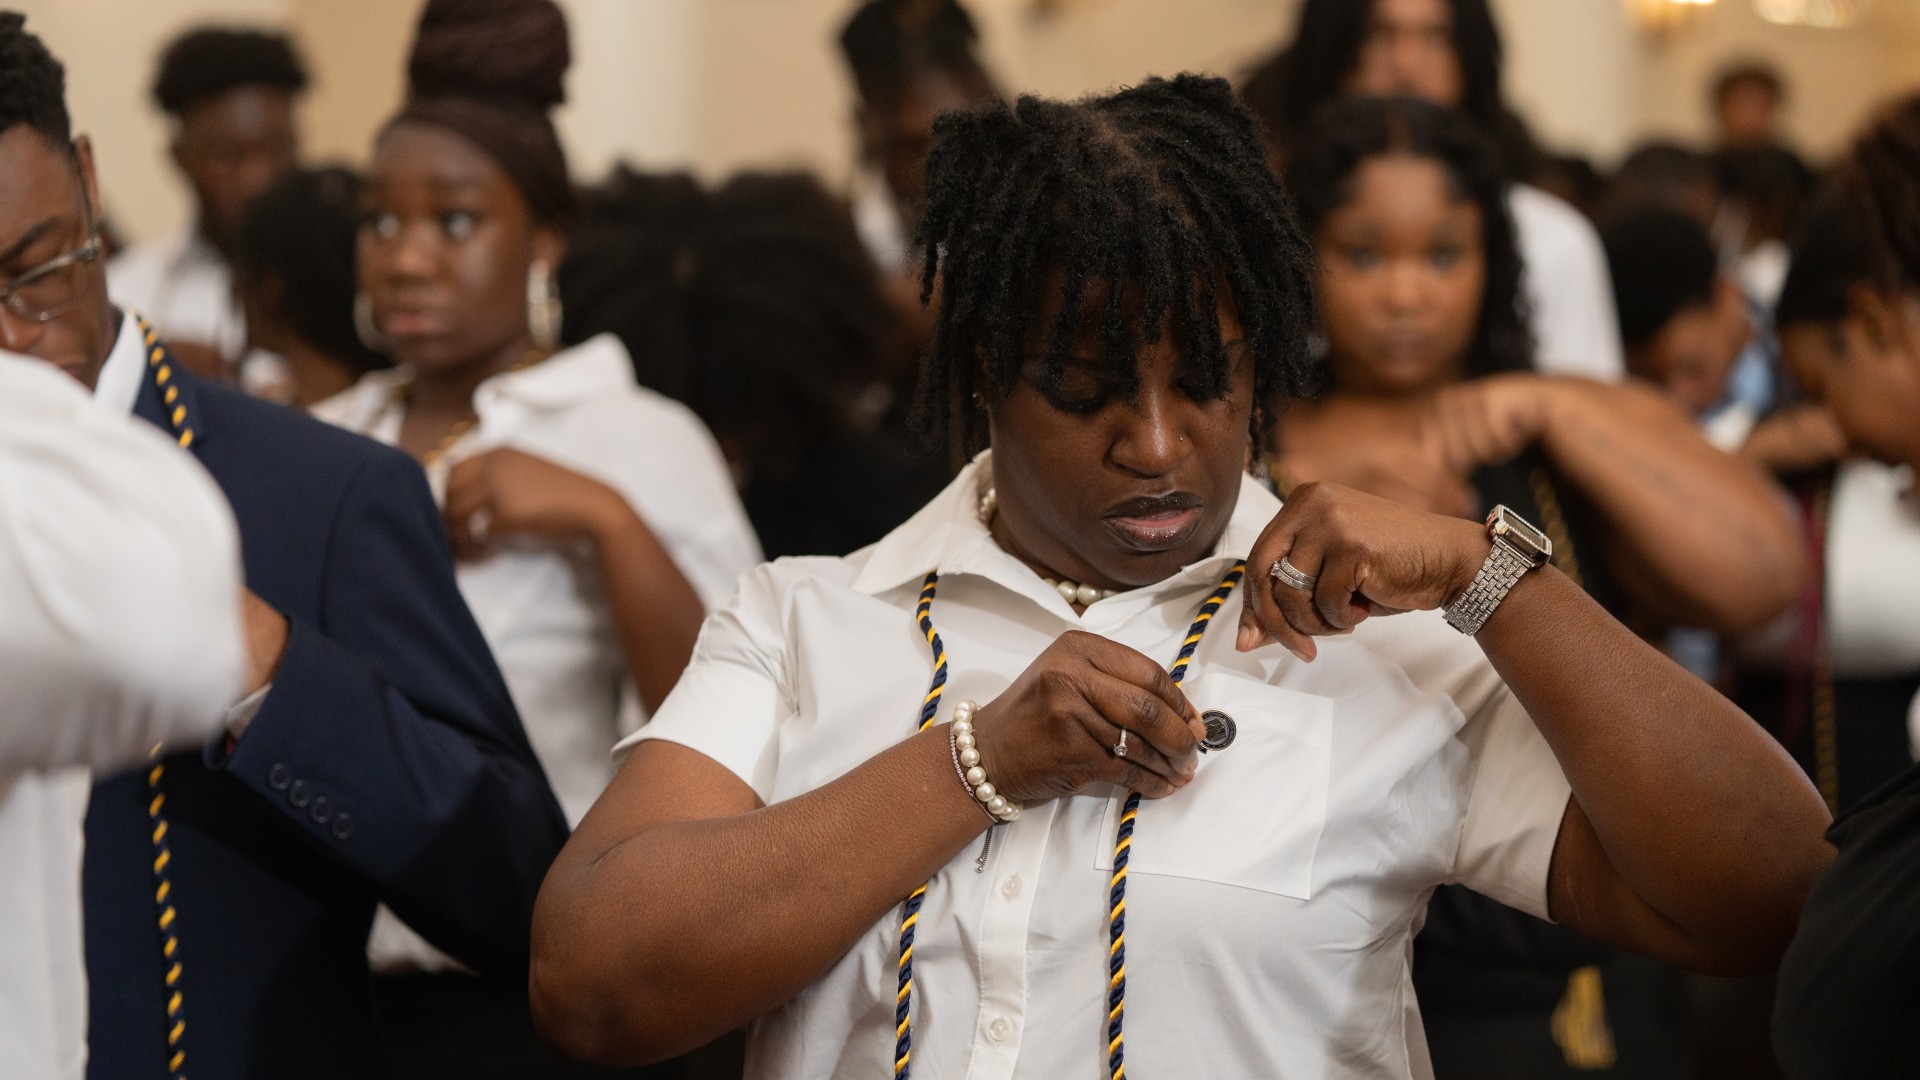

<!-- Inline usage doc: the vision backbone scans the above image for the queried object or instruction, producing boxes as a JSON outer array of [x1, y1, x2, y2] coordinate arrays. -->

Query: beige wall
[[17, 0, 1920, 248]]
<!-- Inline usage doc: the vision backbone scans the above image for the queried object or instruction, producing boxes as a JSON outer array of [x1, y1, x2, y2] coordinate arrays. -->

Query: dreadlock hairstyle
[[560, 167, 890, 470], [151, 27, 307, 118], [839, 0, 993, 110], [1287, 96, 1533, 378], [1260, 0, 1538, 178], [0, 12, 69, 144], [1775, 194, 1872, 332], [912, 74, 1319, 459], [1838, 93, 1920, 291]]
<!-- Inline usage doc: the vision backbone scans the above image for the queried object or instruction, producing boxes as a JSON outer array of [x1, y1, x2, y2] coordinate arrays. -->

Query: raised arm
[[1239, 482, 1832, 976], [1435, 375, 1804, 632], [531, 621, 1209, 1067]]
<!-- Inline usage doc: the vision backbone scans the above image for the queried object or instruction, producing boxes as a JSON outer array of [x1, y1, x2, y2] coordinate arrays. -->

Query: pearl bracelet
[[950, 700, 1020, 823]]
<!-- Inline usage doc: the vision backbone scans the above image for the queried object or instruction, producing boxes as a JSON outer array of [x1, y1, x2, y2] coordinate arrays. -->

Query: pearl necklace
[[977, 486, 1119, 606]]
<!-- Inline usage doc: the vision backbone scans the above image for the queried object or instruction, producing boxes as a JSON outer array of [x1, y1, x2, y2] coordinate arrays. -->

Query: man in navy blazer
[[0, 16, 569, 1079]]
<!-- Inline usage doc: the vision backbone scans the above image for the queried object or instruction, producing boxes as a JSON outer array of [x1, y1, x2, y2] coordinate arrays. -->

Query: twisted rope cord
[[892, 562, 1244, 1079], [893, 572, 949, 1078], [140, 314, 193, 1080], [1107, 562, 1244, 1080]]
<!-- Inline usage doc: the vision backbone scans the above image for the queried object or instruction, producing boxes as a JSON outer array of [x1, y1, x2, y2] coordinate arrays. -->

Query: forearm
[[1538, 380, 1802, 630], [592, 512, 707, 713], [532, 727, 991, 1065], [1477, 567, 1832, 962]]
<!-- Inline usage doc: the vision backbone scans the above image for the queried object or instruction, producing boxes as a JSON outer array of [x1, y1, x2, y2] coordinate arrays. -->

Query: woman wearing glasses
[[530, 76, 1831, 1079]]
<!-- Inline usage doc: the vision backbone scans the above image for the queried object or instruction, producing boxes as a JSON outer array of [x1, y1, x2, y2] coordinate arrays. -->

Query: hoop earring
[[354, 292, 388, 352], [527, 260, 562, 354]]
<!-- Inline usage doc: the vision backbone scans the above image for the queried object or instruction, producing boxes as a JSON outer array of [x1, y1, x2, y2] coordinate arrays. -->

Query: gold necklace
[[394, 347, 550, 469]]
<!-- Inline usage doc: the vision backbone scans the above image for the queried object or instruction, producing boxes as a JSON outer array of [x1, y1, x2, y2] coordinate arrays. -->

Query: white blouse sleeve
[[614, 560, 792, 801], [0, 353, 245, 774], [1512, 184, 1625, 381], [1449, 684, 1573, 921]]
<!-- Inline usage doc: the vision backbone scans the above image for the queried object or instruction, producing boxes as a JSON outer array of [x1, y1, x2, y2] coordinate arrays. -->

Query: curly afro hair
[[152, 27, 307, 117], [0, 12, 69, 144]]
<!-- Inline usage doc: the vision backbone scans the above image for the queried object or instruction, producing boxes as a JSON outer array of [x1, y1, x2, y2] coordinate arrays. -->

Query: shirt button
[[1002, 874, 1022, 899], [288, 780, 311, 808], [987, 1017, 1012, 1043], [309, 795, 333, 823], [330, 813, 354, 841], [267, 763, 292, 791]]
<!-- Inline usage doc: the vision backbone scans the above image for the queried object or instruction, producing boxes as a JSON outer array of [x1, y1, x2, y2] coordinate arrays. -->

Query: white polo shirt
[[624, 453, 1572, 1080]]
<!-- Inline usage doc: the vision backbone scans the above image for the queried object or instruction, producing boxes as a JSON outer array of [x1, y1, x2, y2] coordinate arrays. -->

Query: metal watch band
[[1443, 538, 1536, 636]]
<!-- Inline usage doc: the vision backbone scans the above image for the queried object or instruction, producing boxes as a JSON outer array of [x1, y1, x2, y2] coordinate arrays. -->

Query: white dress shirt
[[314, 333, 763, 968], [108, 229, 246, 363], [0, 351, 244, 1080], [622, 453, 1573, 1080], [1511, 184, 1625, 381]]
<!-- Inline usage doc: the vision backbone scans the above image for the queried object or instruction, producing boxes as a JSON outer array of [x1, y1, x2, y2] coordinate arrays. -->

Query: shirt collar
[[473, 332, 635, 414], [850, 449, 1281, 613], [91, 307, 150, 418]]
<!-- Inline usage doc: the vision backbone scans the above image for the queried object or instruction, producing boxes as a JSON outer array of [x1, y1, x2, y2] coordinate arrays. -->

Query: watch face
[[1490, 505, 1552, 563]]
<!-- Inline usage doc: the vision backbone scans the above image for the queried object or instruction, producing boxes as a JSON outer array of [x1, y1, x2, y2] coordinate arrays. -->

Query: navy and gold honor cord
[[893, 561, 1246, 1080], [141, 314, 193, 1080]]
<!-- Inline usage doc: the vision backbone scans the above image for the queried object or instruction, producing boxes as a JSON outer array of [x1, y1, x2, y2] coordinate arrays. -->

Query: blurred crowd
[[3, 0, 1919, 1079]]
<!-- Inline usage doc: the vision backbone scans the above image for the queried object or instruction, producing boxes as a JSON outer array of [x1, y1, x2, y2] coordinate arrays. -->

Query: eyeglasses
[[0, 196, 102, 323]]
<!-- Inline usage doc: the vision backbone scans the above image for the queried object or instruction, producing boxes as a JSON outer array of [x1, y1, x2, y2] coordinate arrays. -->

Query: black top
[[1773, 761, 1920, 1077]]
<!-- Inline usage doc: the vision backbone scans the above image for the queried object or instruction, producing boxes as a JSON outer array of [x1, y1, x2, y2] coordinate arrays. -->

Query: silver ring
[[468, 508, 493, 546], [1112, 730, 1128, 758], [1269, 556, 1317, 592]]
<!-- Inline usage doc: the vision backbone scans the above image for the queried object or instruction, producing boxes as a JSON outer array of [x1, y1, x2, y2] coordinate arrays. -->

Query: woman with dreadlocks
[[530, 76, 1830, 1078]]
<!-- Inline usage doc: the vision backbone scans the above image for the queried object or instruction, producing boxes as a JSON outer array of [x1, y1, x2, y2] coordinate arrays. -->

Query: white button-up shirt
[[624, 454, 1573, 1079], [108, 229, 246, 362], [1512, 183, 1625, 381], [1, 350, 243, 1080], [315, 333, 762, 969]]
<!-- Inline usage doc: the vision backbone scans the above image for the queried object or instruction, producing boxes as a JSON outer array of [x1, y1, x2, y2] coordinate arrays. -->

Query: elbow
[[1692, 838, 1837, 978], [528, 941, 677, 1068], [1684, 537, 1806, 635]]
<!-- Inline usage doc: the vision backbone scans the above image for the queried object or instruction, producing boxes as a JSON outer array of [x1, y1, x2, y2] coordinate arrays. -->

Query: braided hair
[[1287, 95, 1533, 378], [1839, 93, 1920, 290], [0, 12, 68, 144], [911, 74, 1318, 458]]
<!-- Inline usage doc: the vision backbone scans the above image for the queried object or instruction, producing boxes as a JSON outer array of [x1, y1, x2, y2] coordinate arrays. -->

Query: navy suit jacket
[[84, 351, 570, 1080]]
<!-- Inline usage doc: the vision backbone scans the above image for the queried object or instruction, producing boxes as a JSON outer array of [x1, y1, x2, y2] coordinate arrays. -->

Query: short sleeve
[[1450, 685, 1573, 920], [613, 561, 792, 801]]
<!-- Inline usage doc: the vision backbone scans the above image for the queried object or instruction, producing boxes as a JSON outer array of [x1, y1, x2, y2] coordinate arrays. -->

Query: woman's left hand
[[442, 448, 631, 561], [1237, 481, 1493, 661]]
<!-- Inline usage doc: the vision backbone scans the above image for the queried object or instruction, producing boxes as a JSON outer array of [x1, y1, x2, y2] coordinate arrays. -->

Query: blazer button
[[268, 763, 292, 791], [330, 813, 354, 841], [288, 780, 311, 808], [309, 795, 333, 824]]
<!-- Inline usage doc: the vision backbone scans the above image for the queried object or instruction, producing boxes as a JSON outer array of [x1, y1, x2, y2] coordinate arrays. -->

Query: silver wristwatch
[[1442, 505, 1552, 636]]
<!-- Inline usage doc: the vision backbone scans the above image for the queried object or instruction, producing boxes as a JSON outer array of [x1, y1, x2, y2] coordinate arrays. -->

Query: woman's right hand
[[968, 631, 1208, 802]]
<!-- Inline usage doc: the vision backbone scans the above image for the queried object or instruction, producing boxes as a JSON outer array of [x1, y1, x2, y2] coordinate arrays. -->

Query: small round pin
[[1199, 710, 1236, 752]]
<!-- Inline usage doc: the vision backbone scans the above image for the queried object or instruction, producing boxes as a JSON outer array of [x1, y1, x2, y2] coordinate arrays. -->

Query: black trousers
[[375, 972, 745, 1080]]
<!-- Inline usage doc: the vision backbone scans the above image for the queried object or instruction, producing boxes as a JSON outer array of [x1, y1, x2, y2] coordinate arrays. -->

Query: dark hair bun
[[407, 0, 569, 112]]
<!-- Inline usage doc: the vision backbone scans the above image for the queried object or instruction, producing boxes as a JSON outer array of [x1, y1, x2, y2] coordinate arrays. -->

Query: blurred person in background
[[232, 166, 390, 407], [1600, 142, 1722, 231], [1240, 0, 1625, 380], [109, 26, 305, 386], [562, 167, 940, 558], [0, 13, 569, 1079], [1272, 96, 1804, 1079], [312, 1, 759, 1074], [1708, 62, 1818, 307], [0, 350, 245, 1080], [1771, 91, 1920, 1079], [1602, 207, 1775, 452]]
